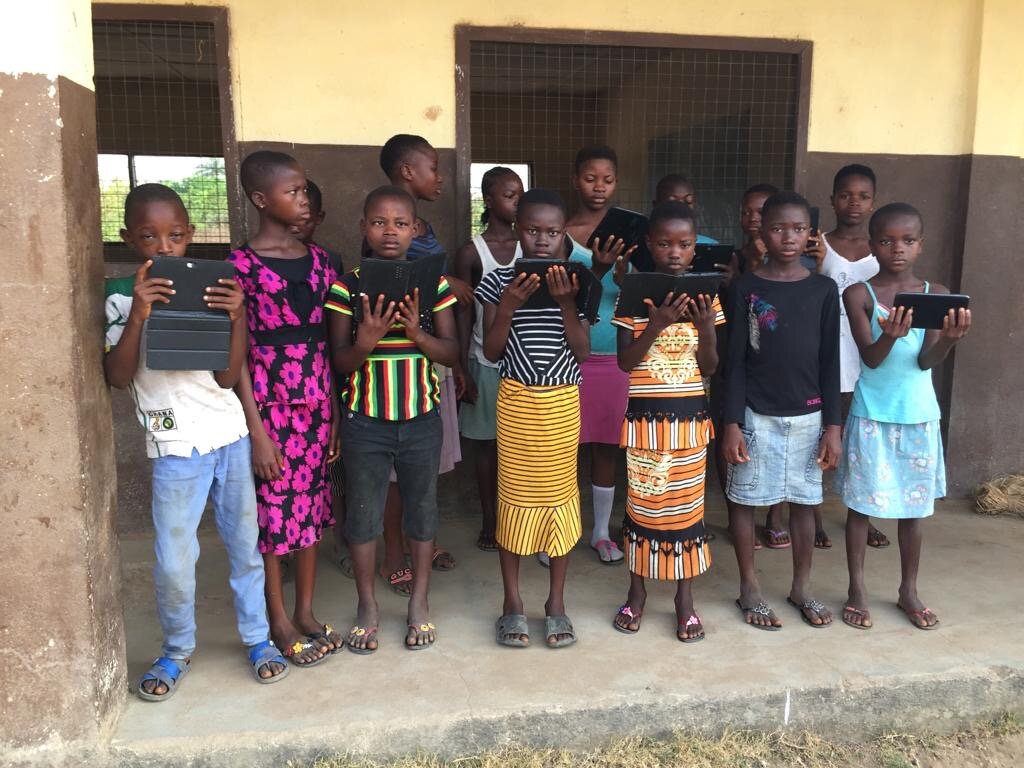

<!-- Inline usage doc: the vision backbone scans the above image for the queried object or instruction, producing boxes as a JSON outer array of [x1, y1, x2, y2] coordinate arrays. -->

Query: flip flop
[[867, 527, 891, 549], [431, 548, 456, 571], [544, 615, 577, 648], [612, 604, 643, 634], [898, 604, 940, 630], [307, 623, 345, 655], [814, 529, 833, 549], [247, 641, 290, 684], [381, 567, 412, 597], [334, 552, 355, 579], [346, 625, 380, 655], [592, 539, 624, 565], [841, 605, 873, 630], [735, 598, 781, 631], [537, 552, 551, 568], [406, 622, 437, 650], [763, 527, 791, 549], [477, 532, 499, 552], [787, 596, 832, 628], [284, 637, 330, 667], [678, 613, 705, 644], [136, 656, 190, 702], [496, 613, 530, 648]]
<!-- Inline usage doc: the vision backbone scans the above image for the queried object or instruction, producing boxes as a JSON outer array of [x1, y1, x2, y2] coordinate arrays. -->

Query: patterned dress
[[229, 243, 337, 555], [612, 298, 726, 580]]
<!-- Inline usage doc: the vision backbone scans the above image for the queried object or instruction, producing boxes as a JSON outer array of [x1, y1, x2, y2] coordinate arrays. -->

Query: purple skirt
[[579, 354, 630, 445]]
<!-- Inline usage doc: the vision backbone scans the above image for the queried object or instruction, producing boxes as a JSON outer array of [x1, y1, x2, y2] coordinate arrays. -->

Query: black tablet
[[513, 259, 602, 323], [589, 207, 649, 252], [354, 252, 447, 323], [691, 244, 734, 273], [148, 256, 235, 313], [615, 272, 724, 318], [893, 292, 970, 330]]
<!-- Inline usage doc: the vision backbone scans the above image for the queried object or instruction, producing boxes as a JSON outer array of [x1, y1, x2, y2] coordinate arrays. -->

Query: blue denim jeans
[[151, 435, 268, 658]]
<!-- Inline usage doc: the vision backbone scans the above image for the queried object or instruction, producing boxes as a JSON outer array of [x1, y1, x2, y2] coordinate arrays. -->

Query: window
[[469, 162, 532, 236], [467, 39, 802, 245], [93, 16, 231, 253]]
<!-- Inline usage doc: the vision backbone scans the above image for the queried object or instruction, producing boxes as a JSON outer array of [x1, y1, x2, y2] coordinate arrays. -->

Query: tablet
[[513, 259, 602, 323], [148, 256, 235, 313], [691, 244, 734, 273], [354, 252, 447, 324], [615, 272, 724, 318], [893, 292, 970, 330], [589, 207, 649, 252]]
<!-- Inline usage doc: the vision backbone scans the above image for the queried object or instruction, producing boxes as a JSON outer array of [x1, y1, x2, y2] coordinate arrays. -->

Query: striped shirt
[[475, 265, 588, 387], [325, 269, 456, 421]]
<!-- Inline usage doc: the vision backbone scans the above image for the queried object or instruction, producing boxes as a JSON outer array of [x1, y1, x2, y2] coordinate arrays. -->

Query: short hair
[[869, 203, 923, 239], [379, 134, 433, 179], [123, 183, 188, 227], [362, 184, 416, 217], [743, 183, 780, 201], [306, 179, 323, 214], [655, 173, 694, 198], [832, 163, 877, 194], [574, 145, 617, 174], [480, 166, 521, 224], [240, 150, 298, 197], [516, 188, 567, 219], [648, 200, 696, 231], [761, 191, 811, 220]]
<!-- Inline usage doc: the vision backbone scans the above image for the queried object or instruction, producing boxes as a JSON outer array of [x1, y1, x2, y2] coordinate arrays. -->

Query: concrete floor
[[108, 471, 1024, 766]]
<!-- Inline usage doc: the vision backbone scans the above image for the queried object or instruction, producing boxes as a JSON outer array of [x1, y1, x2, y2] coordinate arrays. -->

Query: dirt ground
[[301, 714, 1023, 768]]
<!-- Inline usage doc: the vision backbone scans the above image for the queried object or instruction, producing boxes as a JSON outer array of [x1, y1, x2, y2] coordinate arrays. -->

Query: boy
[[328, 185, 459, 652], [721, 191, 841, 630], [105, 184, 287, 700]]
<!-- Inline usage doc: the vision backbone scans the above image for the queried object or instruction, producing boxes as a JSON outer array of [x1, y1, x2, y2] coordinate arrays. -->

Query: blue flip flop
[[137, 656, 190, 702], [247, 640, 290, 684]]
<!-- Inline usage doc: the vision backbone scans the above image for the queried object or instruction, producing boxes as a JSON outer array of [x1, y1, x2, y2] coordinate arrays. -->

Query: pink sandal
[[592, 539, 624, 565], [677, 613, 705, 643]]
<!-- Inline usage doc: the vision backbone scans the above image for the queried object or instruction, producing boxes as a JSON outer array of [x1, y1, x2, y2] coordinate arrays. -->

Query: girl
[[453, 167, 525, 552], [612, 202, 725, 642], [565, 145, 634, 566], [230, 150, 342, 667], [476, 188, 591, 649], [837, 203, 970, 631]]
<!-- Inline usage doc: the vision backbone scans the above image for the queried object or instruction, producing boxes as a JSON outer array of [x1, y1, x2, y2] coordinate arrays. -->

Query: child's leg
[[613, 571, 646, 632], [475, 438, 498, 547], [395, 412, 443, 647], [381, 482, 406, 584], [589, 443, 620, 548], [208, 437, 286, 678], [788, 503, 832, 625], [544, 553, 573, 645], [729, 501, 781, 627], [844, 509, 872, 627], [291, 543, 343, 650], [897, 518, 937, 627], [813, 505, 832, 548], [675, 578, 704, 641], [764, 503, 791, 546], [147, 450, 216, 695]]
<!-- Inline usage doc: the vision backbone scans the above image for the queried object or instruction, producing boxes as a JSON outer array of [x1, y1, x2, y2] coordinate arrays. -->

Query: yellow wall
[[98, 0, 1020, 157], [971, 0, 1024, 158], [3, 1, 95, 88]]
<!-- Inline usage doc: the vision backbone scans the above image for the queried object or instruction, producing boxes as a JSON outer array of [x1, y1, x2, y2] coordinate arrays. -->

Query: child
[[815, 164, 888, 550], [104, 184, 288, 699], [453, 166, 525, 551], [721, 191, 841, 630], [611, 201, 725, 642], [230, 151, 342, 667], [726, 184, 778, 282], [377, 134, 462, 587], [653, 174, 719, 244], [327, 185, 459, 652], [837, 203, 969, 630], [477, 188, 592, 648], [565, 145, 634, 566]]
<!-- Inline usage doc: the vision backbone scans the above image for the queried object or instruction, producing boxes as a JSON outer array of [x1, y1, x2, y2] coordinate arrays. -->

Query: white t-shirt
[[819, 234, 880, 393], [105, 279, 248, 459], [469, 233, 521, 367]]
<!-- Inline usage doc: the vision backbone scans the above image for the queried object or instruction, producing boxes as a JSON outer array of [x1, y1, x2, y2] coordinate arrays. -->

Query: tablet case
[[590, 207, 648, 252], [893, 292, 970, 330], [513, 259, 603, 324], [145, 256, 234, 371], [691, 244, 734, 273], [353, 252, 447, 327], [615, 272, 725, 318]]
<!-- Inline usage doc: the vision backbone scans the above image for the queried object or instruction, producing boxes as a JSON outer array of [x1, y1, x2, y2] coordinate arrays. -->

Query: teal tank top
[[849, 282, 941, 424], [568, 237, 620, 355]]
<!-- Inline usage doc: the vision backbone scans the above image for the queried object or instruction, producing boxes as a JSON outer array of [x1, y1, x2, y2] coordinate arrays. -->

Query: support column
[[0, 1, 125, 754]]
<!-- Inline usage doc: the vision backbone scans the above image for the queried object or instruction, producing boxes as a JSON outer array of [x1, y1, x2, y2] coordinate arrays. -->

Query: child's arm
[[482, 273, 541, 363], [688, 294, 720, 376], [452, 243, 480, 401], [330, 295, 397, 375], [844, 283, 913, 369], [204, 277, 248, 389], [548, 266, 590, 362], [721, 284, 750, 464], [234, 368, 283, 481], [396, 288, 459, 367], [589, 236, 636, 285], [918, 283, 971, 370], [817, 283, 843, 470], [103, 260, 174, 388], [616, 291, 689, 371]]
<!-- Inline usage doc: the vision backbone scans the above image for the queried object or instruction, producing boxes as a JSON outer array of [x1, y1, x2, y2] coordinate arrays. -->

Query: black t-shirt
[[724, 271, 841, 426]]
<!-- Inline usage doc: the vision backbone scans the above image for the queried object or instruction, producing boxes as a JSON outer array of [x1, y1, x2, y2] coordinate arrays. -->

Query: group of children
[[104, 134, 970, 701]]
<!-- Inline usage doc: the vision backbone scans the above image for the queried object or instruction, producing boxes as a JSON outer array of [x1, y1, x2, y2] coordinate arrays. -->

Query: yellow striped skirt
[[496, 378, 582, 557]]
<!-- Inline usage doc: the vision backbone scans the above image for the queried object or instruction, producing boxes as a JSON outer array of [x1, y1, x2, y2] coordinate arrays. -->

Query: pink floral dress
[[229, 243, 337, 554]]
